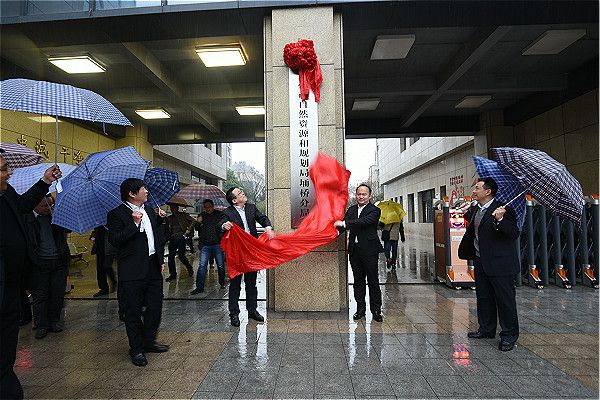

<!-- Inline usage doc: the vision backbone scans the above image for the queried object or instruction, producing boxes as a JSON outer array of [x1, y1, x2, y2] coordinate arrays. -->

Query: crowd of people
[[0, 147, 521, 399]]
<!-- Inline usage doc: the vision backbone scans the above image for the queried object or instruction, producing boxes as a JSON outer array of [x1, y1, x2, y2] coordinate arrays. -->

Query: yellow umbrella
[[377, 200, 406, 224]]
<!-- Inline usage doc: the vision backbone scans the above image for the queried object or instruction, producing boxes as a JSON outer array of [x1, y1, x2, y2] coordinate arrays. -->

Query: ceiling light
[[371, 35, 415, 60], [48, 56, 105, 74], [236, 106, 265, 116], [352, 98, 380, 111], [455, 95, 492, 109], [522, 29, 586, 55], [196, 45, 247, 67], [135, 109, 171, 119]]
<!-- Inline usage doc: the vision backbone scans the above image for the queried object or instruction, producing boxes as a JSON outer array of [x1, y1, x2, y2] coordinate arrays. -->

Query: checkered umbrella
[[144, 168, 180, 208], [0, 142, 46, 168], [52, 146, 149, 234], [177, 184, 227, 204], [9, 162, 77, 195], [491, 147, 584, 224], [473, 156, 526, 230], [0, 78, 132, 163]]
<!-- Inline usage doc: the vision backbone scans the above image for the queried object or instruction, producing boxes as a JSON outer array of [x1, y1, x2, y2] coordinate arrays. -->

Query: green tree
[[224, 169, 244, 192]]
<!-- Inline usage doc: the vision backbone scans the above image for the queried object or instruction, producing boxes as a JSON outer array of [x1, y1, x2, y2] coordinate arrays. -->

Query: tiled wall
[[513, 89, 599, 195]]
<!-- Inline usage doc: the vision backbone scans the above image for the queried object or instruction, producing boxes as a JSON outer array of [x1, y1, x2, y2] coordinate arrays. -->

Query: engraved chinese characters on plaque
[[289, 69, 318, 228]]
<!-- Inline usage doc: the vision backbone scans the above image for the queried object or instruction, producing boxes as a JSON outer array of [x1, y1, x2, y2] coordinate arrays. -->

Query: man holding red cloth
[[220, 187, 275, 327]]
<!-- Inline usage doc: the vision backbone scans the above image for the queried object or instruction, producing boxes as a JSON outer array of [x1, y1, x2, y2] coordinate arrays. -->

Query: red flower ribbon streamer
[[284, 39, 323, 102], [221, 152, 350, 278]]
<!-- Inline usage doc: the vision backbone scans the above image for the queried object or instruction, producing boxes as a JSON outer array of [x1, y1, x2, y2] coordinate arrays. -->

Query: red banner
[[221, 152, 350, 278]]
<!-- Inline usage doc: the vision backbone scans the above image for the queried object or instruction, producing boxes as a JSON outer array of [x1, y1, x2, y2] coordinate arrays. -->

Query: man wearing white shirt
[[220, 187, 274, 327], [334, 184, 385, 322], [107, 178, 168, 366]]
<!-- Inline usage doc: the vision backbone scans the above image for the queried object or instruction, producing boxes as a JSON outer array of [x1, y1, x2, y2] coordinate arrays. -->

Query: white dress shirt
[[127, 202, 156, 256], [234, 205, 251, 233]]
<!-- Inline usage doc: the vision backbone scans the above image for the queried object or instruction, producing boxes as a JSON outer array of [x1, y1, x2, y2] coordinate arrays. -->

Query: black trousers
[[228, 271, 257, 316], [96, 253, 117, 292], [474, 258, 519, 343], [167, 235, 193, 277], [119, 257, 163, 355], [1, 285, 23, 400], [30, 259, 67, 329], [350, 246, 382, 314]]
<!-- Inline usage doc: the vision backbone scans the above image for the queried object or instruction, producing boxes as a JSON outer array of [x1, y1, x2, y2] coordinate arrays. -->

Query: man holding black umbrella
[[458, 177, 520, 351], [0, 150, 61, 400]]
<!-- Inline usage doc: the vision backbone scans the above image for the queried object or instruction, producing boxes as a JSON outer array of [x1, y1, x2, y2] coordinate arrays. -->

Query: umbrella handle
[[55, 114, 59, 164], [505, 188, 527, 207], [94, 181, 134, 211]]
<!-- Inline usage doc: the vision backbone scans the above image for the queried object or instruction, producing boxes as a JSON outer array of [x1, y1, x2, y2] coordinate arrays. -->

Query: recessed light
[[48, 56, 105, 74], [371, 35, 415, 60], [135, 109, 171, 119], [196, 45, 247, 67], [455, 95, 491, 109], [352, 98, 380, 111], [236, 106, 265, 116], [522, 29, 586, 55]]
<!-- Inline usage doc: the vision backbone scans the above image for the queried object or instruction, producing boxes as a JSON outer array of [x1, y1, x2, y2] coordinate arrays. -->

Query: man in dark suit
[[0, 151, 61, 400], [458, 177, 520, 351], [107, 178, 169, 367], [334, 184, 385, 322], [219, 187, 274, 327]]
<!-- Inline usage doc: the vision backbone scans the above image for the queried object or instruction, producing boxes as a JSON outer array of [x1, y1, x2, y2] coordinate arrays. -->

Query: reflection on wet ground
[[26, 239, 597, 399]]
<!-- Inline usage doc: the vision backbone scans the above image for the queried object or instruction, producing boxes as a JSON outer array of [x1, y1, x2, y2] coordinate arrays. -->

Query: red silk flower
[[284, 39, 323, 102]]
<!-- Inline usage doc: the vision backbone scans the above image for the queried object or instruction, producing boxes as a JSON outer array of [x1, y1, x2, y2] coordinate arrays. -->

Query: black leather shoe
[[353, 310, 366, 320], [372, 311, 384, 322], [230, 315, 240, 327], [35, 327, 48, 339], [219, 284, 226, 289], [190, 288, 204, 295], [248, 311, 265, 322], [468, 331, 495, 339], [92, 290, 109, 297], [186, 267, 194, 277], [49, 322, 63, 333], [165, 275, 177, 282], [130, 353, 148, 367], [144, 343, 169, 353], [499, 341, 515, 351]]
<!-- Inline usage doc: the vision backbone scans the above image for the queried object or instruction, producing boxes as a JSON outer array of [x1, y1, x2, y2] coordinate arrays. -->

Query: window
[[440, 185, 446, 199], [419, 189, 435, 223], [407, 193, 415, 223], [400, 138, 406, 152], [216, 144, 222, 156]]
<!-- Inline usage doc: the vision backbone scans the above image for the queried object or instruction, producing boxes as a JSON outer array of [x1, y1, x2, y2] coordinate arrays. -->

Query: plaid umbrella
[[0, 142, 46, 168], [473, 156, 526, 230], [144, 168, 179, 208], [52, 146, 149, 234], [491, 147, 584, 224], [1, 78, 132, 162], [8, 162, 77, 195], [177, 184, 226, 203]]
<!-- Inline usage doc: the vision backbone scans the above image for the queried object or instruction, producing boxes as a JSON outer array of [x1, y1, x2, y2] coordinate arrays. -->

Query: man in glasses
[[0, 150, 61, 400], [220, 187, 275, 327]]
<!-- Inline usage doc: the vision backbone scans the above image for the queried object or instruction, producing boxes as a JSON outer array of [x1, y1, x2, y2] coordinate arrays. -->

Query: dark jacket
[[339, 202, 384, 256], [218, 203, 271, 239], [197, 209, 224, 246], [0, 180, 50, 308], [24, 213, 70, 267], [107, 203, 162, 281], [458, 199, 520, 276]]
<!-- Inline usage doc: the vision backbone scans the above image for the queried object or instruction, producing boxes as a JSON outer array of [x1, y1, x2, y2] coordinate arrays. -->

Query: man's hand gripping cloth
[[221, 152, 350, 278]]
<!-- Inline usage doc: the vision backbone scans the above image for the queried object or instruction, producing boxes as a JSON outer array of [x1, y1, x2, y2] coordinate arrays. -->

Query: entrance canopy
[[1, 1, 597, 144]]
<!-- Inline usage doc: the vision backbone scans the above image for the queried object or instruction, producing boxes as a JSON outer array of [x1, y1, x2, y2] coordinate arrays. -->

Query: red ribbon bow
[[284, 39, 323, 102]]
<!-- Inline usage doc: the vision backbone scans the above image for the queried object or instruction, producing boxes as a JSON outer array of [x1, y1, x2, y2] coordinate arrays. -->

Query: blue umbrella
[[144, 168, 180, 208], [473, 156, 526, 230], [0, 78, 132, 162], [52, 146, 149, 234], [8, 162, 77, 195]]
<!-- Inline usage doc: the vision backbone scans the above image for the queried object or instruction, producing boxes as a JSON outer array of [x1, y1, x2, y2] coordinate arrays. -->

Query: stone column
[[117, 124, 154, 163], [264, 7, 347, 311]]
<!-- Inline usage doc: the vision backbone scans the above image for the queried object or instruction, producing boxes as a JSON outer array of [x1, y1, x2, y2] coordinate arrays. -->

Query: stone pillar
[[477, 110, 514, 157], [264, 7, 347, 311], [117, 124, 154, 163]]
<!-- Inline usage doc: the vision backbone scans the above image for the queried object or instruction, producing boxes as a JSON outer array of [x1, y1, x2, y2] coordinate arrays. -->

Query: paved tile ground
[[20, 239, 598, 399]]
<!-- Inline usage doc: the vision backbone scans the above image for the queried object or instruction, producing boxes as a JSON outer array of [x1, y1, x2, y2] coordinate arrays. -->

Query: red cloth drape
[[221, 152, 350, 278], [283, 40, 323, 102]]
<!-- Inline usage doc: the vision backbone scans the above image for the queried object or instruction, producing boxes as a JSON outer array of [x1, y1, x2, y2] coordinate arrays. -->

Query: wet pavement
[[19, 240, 599, 399]]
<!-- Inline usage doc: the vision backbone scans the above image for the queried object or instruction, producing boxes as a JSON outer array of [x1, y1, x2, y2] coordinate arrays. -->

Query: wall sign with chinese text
[[289, 69, 318, 228]]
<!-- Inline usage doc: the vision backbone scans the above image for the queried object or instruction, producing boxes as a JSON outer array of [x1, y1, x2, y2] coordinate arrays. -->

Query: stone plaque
[[289, 69, 318, 228]]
